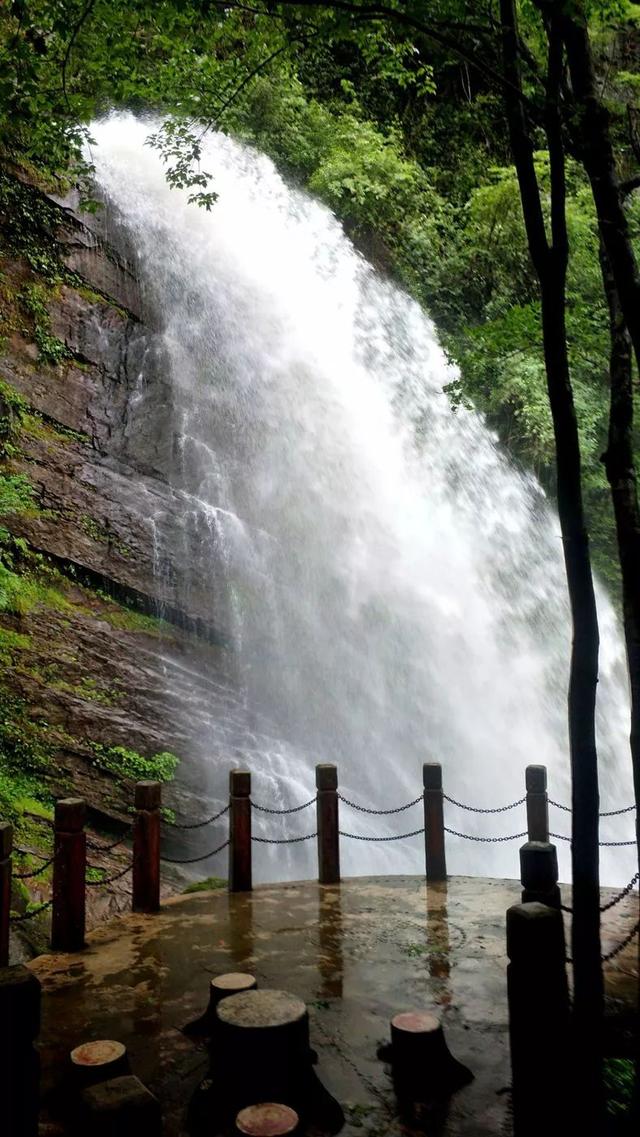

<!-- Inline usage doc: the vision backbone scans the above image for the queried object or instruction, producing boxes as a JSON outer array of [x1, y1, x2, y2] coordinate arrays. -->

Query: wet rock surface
[[29, 875, 639, 1137]]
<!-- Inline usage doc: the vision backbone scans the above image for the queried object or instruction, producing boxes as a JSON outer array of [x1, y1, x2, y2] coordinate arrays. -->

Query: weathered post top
[[519, 841, 558, 891], [55, 798, 86, 832], [525, 765, 547, 793], [230, 769, 251, 796], [316, 764, 337, 791], [506, 900, 565, 962], [423, 762, 443, 790], [0, 821, 13, 859], [134, 781, 161, 811]]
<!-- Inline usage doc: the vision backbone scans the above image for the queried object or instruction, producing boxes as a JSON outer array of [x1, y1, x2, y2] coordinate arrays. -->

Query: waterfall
[[89, 113, 635, 885]]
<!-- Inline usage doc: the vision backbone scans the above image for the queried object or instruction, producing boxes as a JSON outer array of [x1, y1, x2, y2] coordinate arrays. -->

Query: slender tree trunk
[[500, 2, 603, 1125], [599, 245, 640, 1117]]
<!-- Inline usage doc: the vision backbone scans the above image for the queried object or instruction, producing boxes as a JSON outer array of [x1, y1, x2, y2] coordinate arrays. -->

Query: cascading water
[[90, 113, 635, 885]]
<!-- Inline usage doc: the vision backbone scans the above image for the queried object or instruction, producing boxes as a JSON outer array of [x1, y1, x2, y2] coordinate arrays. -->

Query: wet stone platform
[[30, 875, 638, 1137]]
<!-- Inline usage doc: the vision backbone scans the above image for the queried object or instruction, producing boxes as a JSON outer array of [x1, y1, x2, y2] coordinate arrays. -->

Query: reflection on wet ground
[[30, 875, 638, 1137]]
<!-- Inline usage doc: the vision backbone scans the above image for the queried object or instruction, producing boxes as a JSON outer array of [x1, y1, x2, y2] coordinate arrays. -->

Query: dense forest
[[2, 4, 640, 1128], [2, 2, 640, 590]]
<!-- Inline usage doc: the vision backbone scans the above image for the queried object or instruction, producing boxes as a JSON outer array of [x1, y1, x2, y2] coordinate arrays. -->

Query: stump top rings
[[391, 1011, 440, 1034], [236, 1103, 299, 1136], [217, 989, 306, 1029], [211, 972, 256, 992], [71, 1039, 126, 1067]]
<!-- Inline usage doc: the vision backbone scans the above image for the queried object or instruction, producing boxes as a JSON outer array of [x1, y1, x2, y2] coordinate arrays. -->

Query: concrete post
[[0, 822, 12, 967], [229, 769, 252, 892], [0, 964, 41, 1137], [525, 765, 549, 843], [506, 902, 569, 1137], [519, 841, 560, 909], [316, 764, 340, 884], [423, 763, 447, 882], [51, 798, 86, 952], [133, 780, 161, 913]]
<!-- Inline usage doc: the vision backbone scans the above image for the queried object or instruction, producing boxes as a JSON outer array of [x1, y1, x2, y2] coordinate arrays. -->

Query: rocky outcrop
[[0, 172, 239, 824]]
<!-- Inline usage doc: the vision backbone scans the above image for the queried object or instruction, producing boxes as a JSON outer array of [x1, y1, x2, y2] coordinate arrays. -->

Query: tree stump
[[184, 972, 257, 1038], [379, 1011, 472, 1102], [80, 1074, 161, 1136], [216, 990, 312, 1112], [70, 1040, 130, 1087], [236, 1103, 299, 1137]]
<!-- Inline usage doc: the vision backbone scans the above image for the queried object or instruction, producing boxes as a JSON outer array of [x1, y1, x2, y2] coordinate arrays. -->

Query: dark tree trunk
[[500, 1, 603, 1125], [599, 245, 640, 1116]]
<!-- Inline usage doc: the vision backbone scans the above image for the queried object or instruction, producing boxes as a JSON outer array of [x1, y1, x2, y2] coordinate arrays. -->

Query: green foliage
[[182, 876, 227, 893], [604, 1057, 635, 1118], [18, 283, 69, 365], [91, 744, 179, 783]]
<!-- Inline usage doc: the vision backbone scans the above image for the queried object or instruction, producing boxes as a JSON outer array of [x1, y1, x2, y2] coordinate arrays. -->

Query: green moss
[[91, 743, 179, 783], [21, 412, 89, 446], [51, 675, 121, 707], [604, 1057, 635, 1119], [18, 282, 70, 365], [182, 876, 227, 894]]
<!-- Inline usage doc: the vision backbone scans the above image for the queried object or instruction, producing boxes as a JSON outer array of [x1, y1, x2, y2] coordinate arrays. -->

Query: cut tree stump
[[236, 1103, 299, 1137], [80, 1074, 161, 1136], [379, 1011, 473, 1100], [184, 972, 257, 1037], [216, 989, 312, 1111], [70, 1040, 130, 1087]]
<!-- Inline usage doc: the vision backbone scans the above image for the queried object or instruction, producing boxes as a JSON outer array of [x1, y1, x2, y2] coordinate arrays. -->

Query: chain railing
[[2, 759, 638, 969]]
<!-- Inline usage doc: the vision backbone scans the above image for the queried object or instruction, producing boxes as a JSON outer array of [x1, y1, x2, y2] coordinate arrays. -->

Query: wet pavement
[[29, 875, 638, 1137]]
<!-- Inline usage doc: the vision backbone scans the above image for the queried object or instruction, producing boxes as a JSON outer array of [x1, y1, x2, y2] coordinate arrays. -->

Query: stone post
[[0, 822, 12, 968], [51, 798, 86, 952], [506, 902, 569, 1137], [133, 780, 161, 913], [229, 770, 252, 892], [423, 763, 447, 882], [525, 765, 549, 843], [0, 964, 41, 1137], [316, 764, 340, 884], [520, 841, 560, 909]]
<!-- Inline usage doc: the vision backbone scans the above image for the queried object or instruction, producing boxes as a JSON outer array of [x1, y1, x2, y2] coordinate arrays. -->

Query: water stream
[[89, 113, 635, 884]]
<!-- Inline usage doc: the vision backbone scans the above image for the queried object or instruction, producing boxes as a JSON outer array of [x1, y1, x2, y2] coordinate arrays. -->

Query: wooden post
[[0, 964, 41, 1137], [506, 902, 569, 1137], [525, 765, 549, 843], [316, 764, 340, 885], [0, 822, 12, 968], [229, 770, 252, 893], [133, 781, 161, 913], [423, 763, 447, 882], [51, 798, 86, 952], [519, 841, 560, 909]]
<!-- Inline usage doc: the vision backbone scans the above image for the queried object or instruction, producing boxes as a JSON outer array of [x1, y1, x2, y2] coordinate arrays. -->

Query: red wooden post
[[229, 769, 252, 892], [0, 964, 41, 1137], [51, 798, 86, 952], [424, 763, 447, 882], [133, 781, 161, 913], [316, 764, 340, 884], [0, 822, 12, 968], [525, 765, 549, 843]]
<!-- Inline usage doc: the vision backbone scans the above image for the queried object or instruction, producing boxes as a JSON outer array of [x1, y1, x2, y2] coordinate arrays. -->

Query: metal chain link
[[445, 826, 528, 843], [14, 855, 55, 880], [252, 832, 317, 844], [562, 870, 640, 915], [338, 793, 422, 815], [87, 834, 129, 854], [339, 827, 424, 841], [550, 798, 636, 817], [444, 793, 526, 814], [601, 919, 640, 963], [551, 831, 635, 847], [161, 839, 229, 865], [10, 899, 53, 923], [86, 862, 133, 887], [164, 804, 230, 830], [251, 797, 316, 815]]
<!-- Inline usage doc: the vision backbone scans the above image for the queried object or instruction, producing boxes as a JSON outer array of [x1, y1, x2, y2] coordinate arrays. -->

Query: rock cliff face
[[0, 172, 240, 826]]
